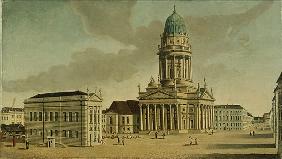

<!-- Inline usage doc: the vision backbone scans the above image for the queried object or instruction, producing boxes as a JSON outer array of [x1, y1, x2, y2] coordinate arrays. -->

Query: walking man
[[122, 137, 125, 146]]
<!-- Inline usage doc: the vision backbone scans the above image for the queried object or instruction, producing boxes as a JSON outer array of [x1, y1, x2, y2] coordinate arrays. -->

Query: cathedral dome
[[164, 8, 187, 35]]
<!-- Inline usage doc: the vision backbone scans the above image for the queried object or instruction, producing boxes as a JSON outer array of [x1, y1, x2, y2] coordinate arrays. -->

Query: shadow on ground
[[208, 143, 275, 149], [240, 133, 273, 138], [190, 154, 279, 159]]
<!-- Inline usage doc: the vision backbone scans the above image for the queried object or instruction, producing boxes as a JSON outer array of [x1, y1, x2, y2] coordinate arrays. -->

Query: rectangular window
[[30, 129, 32, 135], [50, 112, 53, 121], [127, 117, 129, 124], [34, 129, 37, 135], [55, 112, 59, 121], [63, 112, 67, 122], [45, 112, 48, 121], [34, 112, 37, 121], [75, 112, 79, 122], [69, 112, 72, 122], [69, 130, 72, 138], [122, 117, 125, 124], [109, 117, 112, 124], [55, 130, 58, 136], [76, 131, 79, 138], [39, 112, 43, 121], [63, 130, 66, 137], [90, 114, 93, 123], [30, 112, 32, 121], [50, 130, 53, 136]]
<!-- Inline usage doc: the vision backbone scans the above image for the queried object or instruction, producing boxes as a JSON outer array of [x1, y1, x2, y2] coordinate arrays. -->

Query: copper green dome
[[164, 8, 187, 35]]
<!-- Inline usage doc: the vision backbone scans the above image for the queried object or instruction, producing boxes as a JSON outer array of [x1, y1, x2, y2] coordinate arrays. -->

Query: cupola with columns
[[158, 6, 192, 87]]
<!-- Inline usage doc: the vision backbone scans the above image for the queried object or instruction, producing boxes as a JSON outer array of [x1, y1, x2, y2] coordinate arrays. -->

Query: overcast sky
[[1, 0, 281, 116]]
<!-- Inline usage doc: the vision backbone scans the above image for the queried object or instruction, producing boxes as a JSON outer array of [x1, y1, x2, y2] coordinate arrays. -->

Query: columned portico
[[138, 7, 215, 134]]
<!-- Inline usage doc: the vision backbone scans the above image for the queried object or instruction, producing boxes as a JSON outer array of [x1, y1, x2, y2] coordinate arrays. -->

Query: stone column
[[187, 57, 190, 80], [186, 104, 189, 129], [201, 105, 204, 129], [176, 104, 180, 130], [183, 57, 186, 79], [169, 104, 172, 130], [204, 106, 207, 129], [186, 56, 190, 79], [154, 104, 157, 130], [195, 105, 198, 129], [159, 58, 162, 80], [162, 104, 165, 130], [189, 56, 192, 80], [209, 106, 212, 128], [147, 104, 150, 131], [165, 57, 168, 79], [140, 105, 143, 131], [211, 106, 214, 129], [181, 56, 185, 78], [173, 55, 176, 79]]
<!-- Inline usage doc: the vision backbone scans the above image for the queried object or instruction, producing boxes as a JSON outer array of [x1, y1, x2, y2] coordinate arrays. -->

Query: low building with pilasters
[[24, 90, 102, 146]]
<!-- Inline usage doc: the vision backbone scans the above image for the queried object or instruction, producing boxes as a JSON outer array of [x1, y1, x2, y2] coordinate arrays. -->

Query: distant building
[[0, 107, 24, 126], [253, 117, 264, 124], [214, 105, 252, 131], [263, 112, 271, 130], [24, 90, 103, 146], [105, 100, 140, 134], [273, 72, 282, 153]]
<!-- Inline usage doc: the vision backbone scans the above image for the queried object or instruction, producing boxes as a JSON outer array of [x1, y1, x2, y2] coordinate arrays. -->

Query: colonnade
[[160, 55, 192, 81], [139, 103, 214, 131]]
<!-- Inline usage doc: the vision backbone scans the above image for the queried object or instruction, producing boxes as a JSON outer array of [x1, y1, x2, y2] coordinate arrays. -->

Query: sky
[[1, 0, 281, 116]]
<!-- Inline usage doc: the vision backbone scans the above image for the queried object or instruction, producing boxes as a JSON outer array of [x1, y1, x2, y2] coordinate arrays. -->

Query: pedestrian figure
[[252, 131, 255, 136], [212, 129, 214, 135], [250, 131, 252, 136], [117, 136, 120, 144], [122, 137, 125, 146], [194, 138, 198, 145], [162, 132, 165, 139], [188, 136, 192, 145], [25, 139, 29, 150], [155, 131, 158, 139]]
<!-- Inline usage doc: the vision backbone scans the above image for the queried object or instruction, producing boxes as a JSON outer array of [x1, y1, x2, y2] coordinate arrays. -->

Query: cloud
[[3, 1, 274, 93]]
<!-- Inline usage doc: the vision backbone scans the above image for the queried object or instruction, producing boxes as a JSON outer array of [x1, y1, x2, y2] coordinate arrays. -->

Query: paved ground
[[0, 130, 279, 158]]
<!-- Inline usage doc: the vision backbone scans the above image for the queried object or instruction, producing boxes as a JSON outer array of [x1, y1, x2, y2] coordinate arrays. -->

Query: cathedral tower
[[158, 7, 192, 87]]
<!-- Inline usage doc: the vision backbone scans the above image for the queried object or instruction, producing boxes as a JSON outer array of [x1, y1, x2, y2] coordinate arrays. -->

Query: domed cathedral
[[138, 7, 215, 133]]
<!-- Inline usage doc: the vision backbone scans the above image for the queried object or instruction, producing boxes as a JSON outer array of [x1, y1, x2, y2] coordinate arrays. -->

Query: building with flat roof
[[0, 107, 24, 126], [24, 90, 103, 146], [214, 105, 252, 131]]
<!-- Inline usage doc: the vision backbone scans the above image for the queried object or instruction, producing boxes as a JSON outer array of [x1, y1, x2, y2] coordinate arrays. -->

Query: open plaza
[[0, 130, 278, 159]]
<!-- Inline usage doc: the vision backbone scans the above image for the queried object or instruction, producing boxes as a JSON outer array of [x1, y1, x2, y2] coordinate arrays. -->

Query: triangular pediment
[[199, 90, 214, 100], [139, 89, 175, 100], [89, 93, 102, 101]]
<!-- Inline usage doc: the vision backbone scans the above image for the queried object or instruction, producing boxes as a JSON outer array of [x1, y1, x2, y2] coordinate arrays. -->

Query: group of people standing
[[117, 136, 126, 145], [187, 136, 198, 145], [249, 130, 255, 136], [155, 131, 166, 139]]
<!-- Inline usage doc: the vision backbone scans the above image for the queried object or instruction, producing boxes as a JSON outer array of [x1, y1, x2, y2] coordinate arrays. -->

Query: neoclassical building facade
[[138, 8, 215, 133]]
